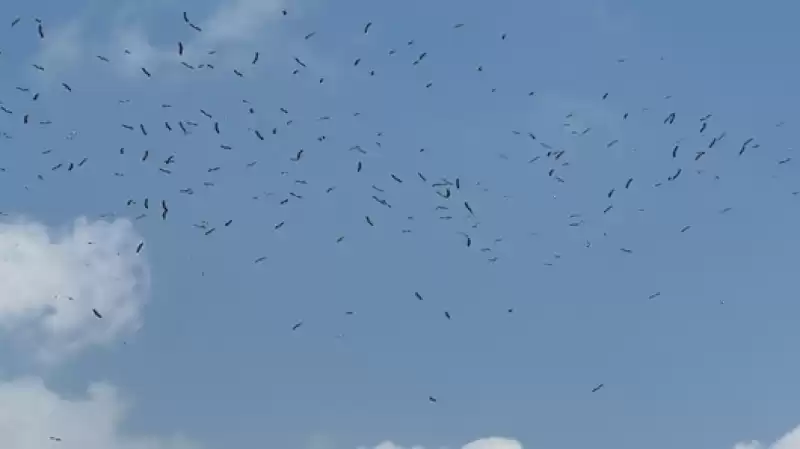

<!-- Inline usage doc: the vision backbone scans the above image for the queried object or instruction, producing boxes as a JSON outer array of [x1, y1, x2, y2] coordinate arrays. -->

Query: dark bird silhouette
[[161, 200, 169, 220], [364, 22, 372, 34], [92, 308, 103, 319], [591, 384, 604, 393]]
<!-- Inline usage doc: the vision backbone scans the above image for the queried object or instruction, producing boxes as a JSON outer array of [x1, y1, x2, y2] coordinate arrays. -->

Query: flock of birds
[[0, 7, 795, 442]]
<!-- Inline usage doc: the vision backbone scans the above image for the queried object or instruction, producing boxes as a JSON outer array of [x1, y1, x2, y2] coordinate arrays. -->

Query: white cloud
[[361, 437, 522, 449], [106, 26, 177, 79], [462, 438, 523, 449], [0, 377, 200, 449], [0, 216, 149, 363], [201, 0, 288, 46], [735, 424, 800, 449], [32, 0, 292, 79]]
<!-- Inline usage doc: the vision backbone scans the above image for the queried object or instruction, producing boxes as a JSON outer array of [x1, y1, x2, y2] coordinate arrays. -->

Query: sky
[[1, 0, 800, 448]]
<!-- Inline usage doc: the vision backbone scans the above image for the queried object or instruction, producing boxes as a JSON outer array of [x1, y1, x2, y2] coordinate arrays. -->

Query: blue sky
[[1, 0, 800, 448]]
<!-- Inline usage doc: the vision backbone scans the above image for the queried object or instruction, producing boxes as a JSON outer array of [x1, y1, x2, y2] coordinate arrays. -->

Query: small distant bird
[[92, 308, 103, 319], [591, 383, 604, 393]]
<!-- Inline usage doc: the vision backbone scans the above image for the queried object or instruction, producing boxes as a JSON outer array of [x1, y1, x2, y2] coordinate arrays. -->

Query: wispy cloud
[[0, 216, 149, 363], [735, 424, 800, 449], [31, 0, 294, 80], [200, 0, 288, 46], [360, 437, 522, 449], [30, 19, 86, 79], [0, 377, 200, 449]]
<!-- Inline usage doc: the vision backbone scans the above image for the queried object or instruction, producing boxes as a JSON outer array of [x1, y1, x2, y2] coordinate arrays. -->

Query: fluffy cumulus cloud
[[362, 438, 522, 449], [0, 216, 149, 363], [735, 424, 800, 449], [0, 377, 199, 449]]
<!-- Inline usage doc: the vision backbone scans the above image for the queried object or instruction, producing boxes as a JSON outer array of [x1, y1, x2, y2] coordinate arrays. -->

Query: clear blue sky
[[1, 0, 800, 448]]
